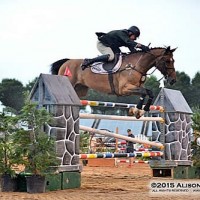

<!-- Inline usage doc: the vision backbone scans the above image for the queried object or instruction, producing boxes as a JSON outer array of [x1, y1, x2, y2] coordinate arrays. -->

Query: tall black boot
[[81, 54, 110, 70]]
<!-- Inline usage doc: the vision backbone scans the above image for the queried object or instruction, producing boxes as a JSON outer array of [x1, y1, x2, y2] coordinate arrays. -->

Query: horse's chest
[[129, 72, 146, 87]]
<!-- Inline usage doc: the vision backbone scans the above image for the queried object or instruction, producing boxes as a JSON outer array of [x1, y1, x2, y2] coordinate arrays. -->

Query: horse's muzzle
[[168, 77, 176, 85]]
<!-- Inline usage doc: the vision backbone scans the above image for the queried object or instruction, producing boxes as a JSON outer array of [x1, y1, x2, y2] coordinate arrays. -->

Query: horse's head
[[154, 46, 177, 85]]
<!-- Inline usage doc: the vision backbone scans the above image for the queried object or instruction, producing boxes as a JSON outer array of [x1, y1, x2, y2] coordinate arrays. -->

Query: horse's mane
[[150, 46, 168, 50], [126, 46, 167, 56]]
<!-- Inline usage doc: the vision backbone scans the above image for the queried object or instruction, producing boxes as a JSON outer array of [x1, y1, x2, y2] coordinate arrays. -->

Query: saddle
[[91, 54, 122, 74]]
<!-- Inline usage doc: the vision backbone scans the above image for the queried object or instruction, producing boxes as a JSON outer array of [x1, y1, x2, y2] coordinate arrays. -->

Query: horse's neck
[[126, 52, 156, 74], [126, 49, 165, 75], [150, 48, 165, 57]]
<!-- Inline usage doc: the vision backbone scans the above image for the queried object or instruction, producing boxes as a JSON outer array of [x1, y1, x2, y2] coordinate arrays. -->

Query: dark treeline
[[82, 71, 200, 114], [0, 71, 200, 114]]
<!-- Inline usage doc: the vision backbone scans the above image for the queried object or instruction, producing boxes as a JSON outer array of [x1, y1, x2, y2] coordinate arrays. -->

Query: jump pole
[[80, 152, 163, 159], [80, 125, 164, 149], [80, 100, 164, 112], [80, 113, 164, 123]]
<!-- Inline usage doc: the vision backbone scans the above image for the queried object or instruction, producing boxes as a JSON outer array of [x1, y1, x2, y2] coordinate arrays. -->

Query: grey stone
[[165, 131, 179, 143], [56, 141, 66, 157], [65, 141, 74, 155], [182, 135, 189, 150], [170, 142, 181, 160], [63, 152, 71, 165]]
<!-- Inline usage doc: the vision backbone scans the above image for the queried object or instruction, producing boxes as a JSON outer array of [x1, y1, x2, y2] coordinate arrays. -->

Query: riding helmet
[[128, 26, 140, 37]]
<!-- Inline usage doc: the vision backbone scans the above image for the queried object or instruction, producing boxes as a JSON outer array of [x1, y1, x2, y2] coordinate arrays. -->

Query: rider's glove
[[140, 45, 150, 52]]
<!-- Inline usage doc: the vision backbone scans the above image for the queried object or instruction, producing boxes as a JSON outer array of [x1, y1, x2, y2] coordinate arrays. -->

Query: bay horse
[[50, 46, 177, 118]]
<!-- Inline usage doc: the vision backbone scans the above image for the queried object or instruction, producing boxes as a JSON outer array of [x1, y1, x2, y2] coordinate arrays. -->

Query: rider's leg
[[81, 54, 110, 70], [97, 41, 114, 61], [81, 41, 114, 70]]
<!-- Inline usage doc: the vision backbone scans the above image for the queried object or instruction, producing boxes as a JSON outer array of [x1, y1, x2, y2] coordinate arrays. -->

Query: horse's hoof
[[135, 113, 141, 119], [135, 110, 145, 119], [140, 110, 145, 117], [128, 107, 136, 116]]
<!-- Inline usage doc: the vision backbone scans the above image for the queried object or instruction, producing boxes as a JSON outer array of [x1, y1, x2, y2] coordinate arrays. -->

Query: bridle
[[146, 50, 175, 81], [154, 55, 175, 80], [122, 48, 175, 82]]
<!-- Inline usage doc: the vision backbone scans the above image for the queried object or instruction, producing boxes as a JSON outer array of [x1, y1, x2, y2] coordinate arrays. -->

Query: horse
[[50, 46, 177, 118]]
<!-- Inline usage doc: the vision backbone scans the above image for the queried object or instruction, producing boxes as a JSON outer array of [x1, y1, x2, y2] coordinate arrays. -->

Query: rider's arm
[[118, 31, 150, 52]]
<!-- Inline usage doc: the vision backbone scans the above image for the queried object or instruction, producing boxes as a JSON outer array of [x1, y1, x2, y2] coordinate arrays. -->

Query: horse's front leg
[[136, 94, 146, 110], [134, 89, 154, 118], [143, 89, 154, 111], [133, 93, 146, 119], [120, 85, 144, 117], [122, 86, 154, 118]]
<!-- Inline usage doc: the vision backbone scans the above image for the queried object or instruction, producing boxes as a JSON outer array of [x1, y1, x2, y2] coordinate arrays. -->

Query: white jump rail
[[80, 113, 164, 123], [80, 125, 164, 149]]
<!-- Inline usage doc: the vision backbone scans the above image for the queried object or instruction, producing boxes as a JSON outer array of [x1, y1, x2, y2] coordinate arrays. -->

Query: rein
[[148, 51, 175, 83], [110, 48, 175, 93], [154, 56, 175, 82]]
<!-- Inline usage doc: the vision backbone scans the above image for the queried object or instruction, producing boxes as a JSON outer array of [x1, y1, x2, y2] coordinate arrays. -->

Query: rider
[[81, 26, 150, 70]]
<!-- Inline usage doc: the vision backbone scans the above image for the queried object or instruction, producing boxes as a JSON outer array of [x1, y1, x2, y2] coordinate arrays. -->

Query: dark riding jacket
[[96, 29, 138, 53], [126, 133, 135, 153]]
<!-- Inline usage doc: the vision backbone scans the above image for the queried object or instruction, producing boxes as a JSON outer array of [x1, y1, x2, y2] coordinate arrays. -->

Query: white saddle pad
[[91, 55, 122, 74]]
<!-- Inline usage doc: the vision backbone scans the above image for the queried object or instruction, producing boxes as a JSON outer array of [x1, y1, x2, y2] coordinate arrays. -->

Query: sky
[[0, 0, 200, 86]]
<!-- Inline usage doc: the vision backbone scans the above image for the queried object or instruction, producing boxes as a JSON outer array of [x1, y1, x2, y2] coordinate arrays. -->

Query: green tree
[[0, 113, 18, 177], [192, 72, 200, 85], [190, 72, 200, 107], [0, 79, 25, 113], [144, 75, 160, 100], [79, 131, 90, 153], [167, 71, 191, 90], [12, 101, 59, 175], [24, 77, 38, 93], [166, 71, 192, 105], [191, 107, 200, 167]]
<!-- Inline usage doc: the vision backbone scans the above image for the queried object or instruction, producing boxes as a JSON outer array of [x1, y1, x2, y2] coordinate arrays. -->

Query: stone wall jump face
[[45, 105, 80, 170], [152, 112, 192, 161]]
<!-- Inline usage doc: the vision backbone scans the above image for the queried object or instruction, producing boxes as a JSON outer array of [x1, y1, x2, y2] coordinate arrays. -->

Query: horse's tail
[[50, 58, 69, 74]]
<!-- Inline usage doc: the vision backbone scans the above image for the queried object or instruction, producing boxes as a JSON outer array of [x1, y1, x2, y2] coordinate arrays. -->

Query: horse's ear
[[164, 46, 171, 54], [165, 46, 177, 54], [170, 47, 178, 52]]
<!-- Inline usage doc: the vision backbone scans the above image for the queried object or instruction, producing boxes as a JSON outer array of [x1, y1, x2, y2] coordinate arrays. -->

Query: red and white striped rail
[[116, 159, 149, 164]]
